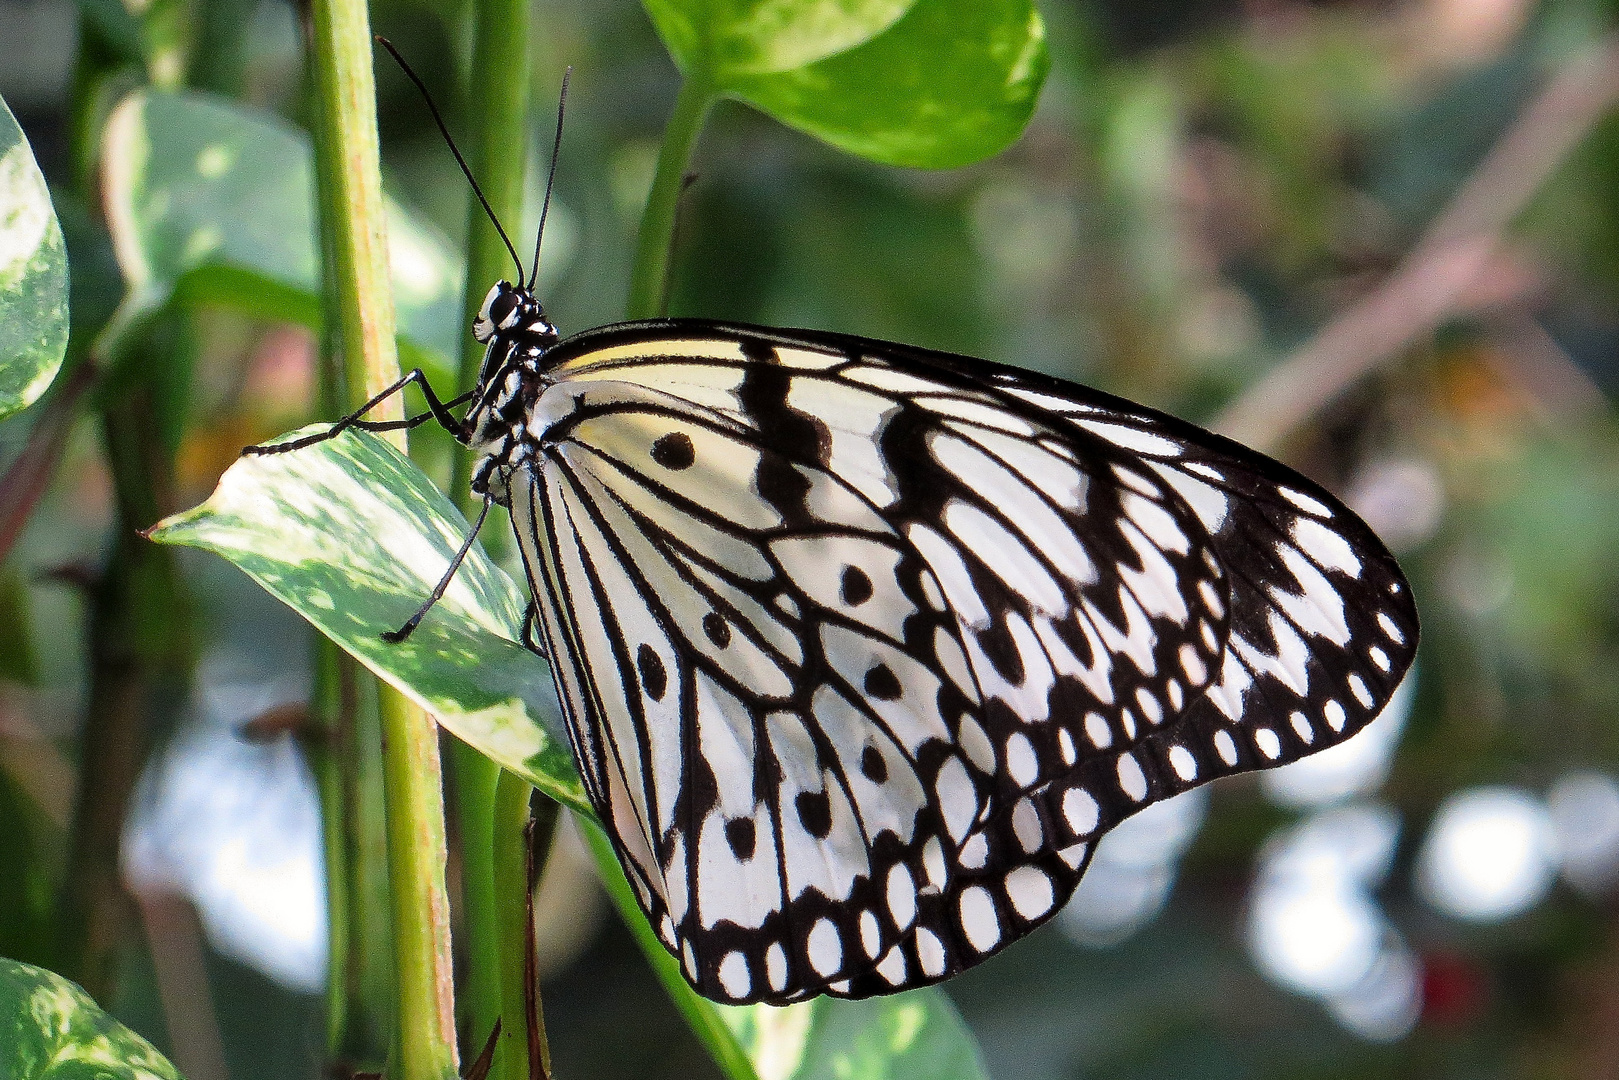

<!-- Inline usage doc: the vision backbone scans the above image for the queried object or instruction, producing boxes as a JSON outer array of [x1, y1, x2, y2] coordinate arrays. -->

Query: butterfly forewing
[[552, 331, 1235, 798], [979, 368, 1420, 794], [505, 320, 1417, 1003]]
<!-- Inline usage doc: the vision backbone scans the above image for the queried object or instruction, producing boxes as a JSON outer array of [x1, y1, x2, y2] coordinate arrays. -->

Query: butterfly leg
[[519, 601, 548, 659], [242, 369, 472, 456], [349, 389, 476, 434], [382, 496, 494, 642]]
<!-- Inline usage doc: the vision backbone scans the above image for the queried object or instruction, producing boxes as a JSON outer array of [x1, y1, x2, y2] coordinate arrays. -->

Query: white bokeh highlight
[[1548, 771, 1619, 897], [1345, 458, 1445, 553], [1416, 786, 1558, 923], [1058, 789, 1207, 946], [123, 670, 326, 993], [1247, 804, 1419, 1042]]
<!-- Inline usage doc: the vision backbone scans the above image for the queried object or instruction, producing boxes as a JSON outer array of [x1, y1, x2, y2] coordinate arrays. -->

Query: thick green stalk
[[626, 75, 717, 320], [305, 0, 458, 1075], [449, 0, 532, 1056], [453, 742, 501, 1060], [491, 772, 549, 1080], [453, 0, 532, 422], [306, 0, 403, 418], [376, 689, 458, 1079], [306, 45, 395, 1066]]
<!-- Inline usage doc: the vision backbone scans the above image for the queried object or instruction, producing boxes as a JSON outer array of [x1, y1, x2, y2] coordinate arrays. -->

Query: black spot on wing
[[725, 817, 757, 860], [651, 431, 696, 470], [702, 612, 732, 647], [794, 790, 833, 839], [840, 565, 874, 606], [636, 643, 668, 701], [862, 664, 903, 701]]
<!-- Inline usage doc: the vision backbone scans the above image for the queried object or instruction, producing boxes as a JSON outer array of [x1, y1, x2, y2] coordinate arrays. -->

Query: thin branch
[[627, 76, 716, 320], [1482, 311, 1611, 425], [1216, 37, 1619, 451], [0, 363, 96, 563]]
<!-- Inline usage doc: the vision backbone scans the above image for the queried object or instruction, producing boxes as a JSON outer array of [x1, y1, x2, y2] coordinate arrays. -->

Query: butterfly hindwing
[[507, 319, 1418, 1002], [514, 381, 985, 1002]]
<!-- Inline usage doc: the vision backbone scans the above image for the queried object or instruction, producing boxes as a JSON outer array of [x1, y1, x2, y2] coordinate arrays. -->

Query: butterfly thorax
[[466, 281, 559, 504]]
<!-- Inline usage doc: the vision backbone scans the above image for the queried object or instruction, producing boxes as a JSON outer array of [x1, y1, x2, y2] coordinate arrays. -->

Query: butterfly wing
[[510, 389, 975, 1004], [516, 320, 1417, 1002]]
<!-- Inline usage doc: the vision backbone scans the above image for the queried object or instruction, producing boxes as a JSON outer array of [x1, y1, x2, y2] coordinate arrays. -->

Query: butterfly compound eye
[[491, 291, 523, 330], [474, 282, 511, 343]]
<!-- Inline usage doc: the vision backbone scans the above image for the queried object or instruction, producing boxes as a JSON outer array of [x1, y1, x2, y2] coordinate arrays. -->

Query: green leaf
[[646, 0, 917, 78], [647, 0, 1048, 168], [725, 0, 1048, 168], [100, 89, 463, 363], [722, 990, 987, 1080], [0, 93, 69, 421], [0, 958, 181, 1080], [146, 428, 589, 813]]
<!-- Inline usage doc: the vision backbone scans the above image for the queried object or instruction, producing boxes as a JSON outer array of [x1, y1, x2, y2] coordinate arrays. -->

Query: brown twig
[[0, 362, 96, 563], [1482, 311, 1611, 425], [1216, 37, 1619, 452], [57, 389, 193, 1003], [134, 890, 231, 1080]]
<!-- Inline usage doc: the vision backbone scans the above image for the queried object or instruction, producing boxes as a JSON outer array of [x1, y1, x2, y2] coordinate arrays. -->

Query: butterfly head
[[474, 280, 557, 346], [463, 281, 559, 506]]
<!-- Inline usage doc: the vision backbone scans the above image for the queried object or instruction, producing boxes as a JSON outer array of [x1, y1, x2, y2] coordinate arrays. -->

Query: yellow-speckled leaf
[[0, 94, 68, 420], [0, 959, 181, 1080], [148, 427, 588, 812]]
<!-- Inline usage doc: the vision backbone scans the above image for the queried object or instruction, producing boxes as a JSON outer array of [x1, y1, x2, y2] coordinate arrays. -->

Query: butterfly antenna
[[376, 36, 524, 284], [528, 66, 571, 291]]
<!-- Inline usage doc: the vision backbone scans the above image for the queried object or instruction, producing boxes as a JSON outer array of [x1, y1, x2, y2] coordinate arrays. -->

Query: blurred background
[[4, 0, 1619, 1077]]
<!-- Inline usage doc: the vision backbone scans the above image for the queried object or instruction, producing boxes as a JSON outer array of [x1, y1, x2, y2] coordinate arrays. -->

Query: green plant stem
[[311, 645, 352, 1056], [306, 52, 395, 1069], [306, 0, 402, 421], [310, 645, 396, 1068], [453, 0, 531, 428], [376, 689, 458, 1079], [626, 75, 717, 320], [140, 0, 191, 89], [452, 741, 501, 1057], [305, 0, 458, 1074], [491, 771, 548, 1080], [58, 380, 192, 1003], [579, 820, 758, 1080], [448, 0, 531, 1054]]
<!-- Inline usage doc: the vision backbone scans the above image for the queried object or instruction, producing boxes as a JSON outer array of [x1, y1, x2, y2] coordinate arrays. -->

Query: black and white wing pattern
[[505, 319, 1418, 1005]]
